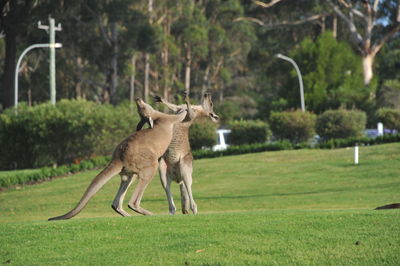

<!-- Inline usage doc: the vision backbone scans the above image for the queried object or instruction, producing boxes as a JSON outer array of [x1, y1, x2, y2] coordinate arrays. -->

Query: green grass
[[1, 143, 399, 265]]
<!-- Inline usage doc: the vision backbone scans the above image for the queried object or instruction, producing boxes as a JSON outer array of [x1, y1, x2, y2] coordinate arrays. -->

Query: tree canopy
[[0, 0, 399, 122]]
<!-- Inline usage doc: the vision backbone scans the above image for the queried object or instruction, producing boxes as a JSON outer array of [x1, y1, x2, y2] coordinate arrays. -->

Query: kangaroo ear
[[136, 118, 146, 131], [201, 93, 213, 113], [148, 117, 154, 129]]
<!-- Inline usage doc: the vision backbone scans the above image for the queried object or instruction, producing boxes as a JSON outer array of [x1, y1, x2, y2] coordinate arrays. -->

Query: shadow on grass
[[143, 181, 399, 202]]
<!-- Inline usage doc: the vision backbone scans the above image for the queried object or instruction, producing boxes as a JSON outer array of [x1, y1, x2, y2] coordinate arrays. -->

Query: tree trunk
[[320, 15, 326, 34], [162, 47, 170, 105], [201, 65, 210, 96], [144, 53, 150, 102], [143, 0, 153, 103], [362, 53, 374, 86], [185, 46, 191, 94], [110, 22, 118, 104], [130, 53, 137, 112], [332, 14, 337, 39], [75, 57, 83, 99], [1, 23, 17, 109]]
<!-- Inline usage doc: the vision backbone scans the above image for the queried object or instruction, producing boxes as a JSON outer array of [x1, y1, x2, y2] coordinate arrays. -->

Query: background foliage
[[228, 119, 270, 145], [1, 0, 399, 124], [316, 109, 367, 140], [269, 110, 316, 143], [0, 100, 139, 169]]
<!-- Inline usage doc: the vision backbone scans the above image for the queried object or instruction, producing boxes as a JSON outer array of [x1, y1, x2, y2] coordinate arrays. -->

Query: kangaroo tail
[[48, 161, 123, 221]]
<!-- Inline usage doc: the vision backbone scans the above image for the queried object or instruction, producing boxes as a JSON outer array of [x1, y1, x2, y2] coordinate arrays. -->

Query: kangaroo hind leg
[[179, 182, 190, 214], [112, 172, 136, 217], [180, 157, 197, 214], [128, 165, 157, 216], [159, 158, 177, 215]]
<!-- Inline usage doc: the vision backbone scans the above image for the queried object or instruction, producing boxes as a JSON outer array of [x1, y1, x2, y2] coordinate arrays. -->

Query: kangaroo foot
[[111, 205, 132, 217], [128, 204, 153, 216], [169, 206, 176, 215]]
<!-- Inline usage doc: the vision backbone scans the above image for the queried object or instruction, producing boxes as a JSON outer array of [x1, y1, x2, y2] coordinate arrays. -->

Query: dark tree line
[[1, 0, 399, 120]]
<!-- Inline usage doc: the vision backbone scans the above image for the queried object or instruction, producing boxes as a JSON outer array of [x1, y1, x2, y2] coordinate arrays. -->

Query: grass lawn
[[0, 143, 399, 265]]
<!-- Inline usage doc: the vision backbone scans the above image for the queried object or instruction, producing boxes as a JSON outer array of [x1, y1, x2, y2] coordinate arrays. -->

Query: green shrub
[[0, 155, 112, 188], [316, 109, 367, 140], [0, 100, 139, 170], [376, 108, 400, 131], [317, 134, 400, 149], [269, 110, 316, 143], [193, 140, 293, 159], [189, 118, 218, 150], [228, 120, 270, 145]]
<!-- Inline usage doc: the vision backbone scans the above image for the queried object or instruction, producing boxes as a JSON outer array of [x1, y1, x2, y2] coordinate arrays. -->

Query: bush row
[[0, 100, 139, 170], [0, 100, 220, 170], [226, 108, 398, 145], [228, 120, 271, 145], [317, 134, 400, 149], [2, 134, 399, 188], [375, 108, 400, 131], [270, 110, 316, 143], [189, 118, 218, 150], [316, 109, 367, 139], [193, 141, 293, 159], [0, 156, 111, 188]]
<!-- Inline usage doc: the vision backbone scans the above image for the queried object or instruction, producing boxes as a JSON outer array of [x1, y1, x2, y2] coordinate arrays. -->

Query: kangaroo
[[375, 203, 400, 210], [48, 97, 191, 220], [112, 93, 219, 215]]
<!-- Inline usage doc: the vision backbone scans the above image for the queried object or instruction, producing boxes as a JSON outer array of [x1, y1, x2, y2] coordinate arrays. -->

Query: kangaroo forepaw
[[154, 95, 163, 103]]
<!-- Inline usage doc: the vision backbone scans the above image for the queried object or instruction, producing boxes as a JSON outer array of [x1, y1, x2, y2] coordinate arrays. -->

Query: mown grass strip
[[0, 210, 399, 265]]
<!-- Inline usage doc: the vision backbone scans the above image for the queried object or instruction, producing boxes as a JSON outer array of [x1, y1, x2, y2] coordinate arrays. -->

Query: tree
[[327, 0, 400, 85], [291, 32, 366, 113], [0, 0, 35, 109], [238, 0, 400, 87]]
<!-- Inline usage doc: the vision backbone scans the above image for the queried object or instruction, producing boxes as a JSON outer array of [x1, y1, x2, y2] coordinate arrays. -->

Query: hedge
[[228, 120, 271, 145], [269, 110, 316, 143], [316, 109, 367, 140], [0, 156, 111, 188], [0, 100, 139, 170], [189, 118, 218, 150], [317, 134, 400, 149], [376, 108, 400, 131], [192, 141, 294, 159]]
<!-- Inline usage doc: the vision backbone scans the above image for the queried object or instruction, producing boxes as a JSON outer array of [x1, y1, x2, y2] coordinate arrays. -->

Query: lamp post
[[276, 53, 305, 112], [14, 43, 62, 108]]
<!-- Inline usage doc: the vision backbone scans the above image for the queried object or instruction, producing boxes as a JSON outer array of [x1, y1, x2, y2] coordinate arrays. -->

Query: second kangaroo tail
[[48, 161, 123, 221]]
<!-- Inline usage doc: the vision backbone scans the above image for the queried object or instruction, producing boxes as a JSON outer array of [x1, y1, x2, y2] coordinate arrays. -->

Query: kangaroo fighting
[[112, 93, 219, 215], [48, 97, 191, 220]]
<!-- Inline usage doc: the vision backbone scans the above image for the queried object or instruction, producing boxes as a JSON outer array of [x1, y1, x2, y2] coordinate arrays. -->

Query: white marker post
[[377, 122, 384, 136], [354, 143, 359, 165]]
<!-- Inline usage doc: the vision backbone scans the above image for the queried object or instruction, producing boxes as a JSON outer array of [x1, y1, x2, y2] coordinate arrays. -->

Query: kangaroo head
[[199, 93, 219, 122], [135, 98, 155, 130]]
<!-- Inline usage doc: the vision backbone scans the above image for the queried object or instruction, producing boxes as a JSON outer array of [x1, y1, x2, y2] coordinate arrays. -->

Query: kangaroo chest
[[163, 125, 190, 164]]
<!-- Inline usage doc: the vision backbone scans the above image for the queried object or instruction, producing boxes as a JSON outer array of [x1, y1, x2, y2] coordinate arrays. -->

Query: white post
[[354, 143, 359, 165], [38, 17, 62, 105], [377, 122, 384, 136]]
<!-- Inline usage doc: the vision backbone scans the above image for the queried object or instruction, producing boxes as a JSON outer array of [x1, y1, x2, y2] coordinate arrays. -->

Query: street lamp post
[[276, 53, 305, 112], [14, 43, 62, 108]]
